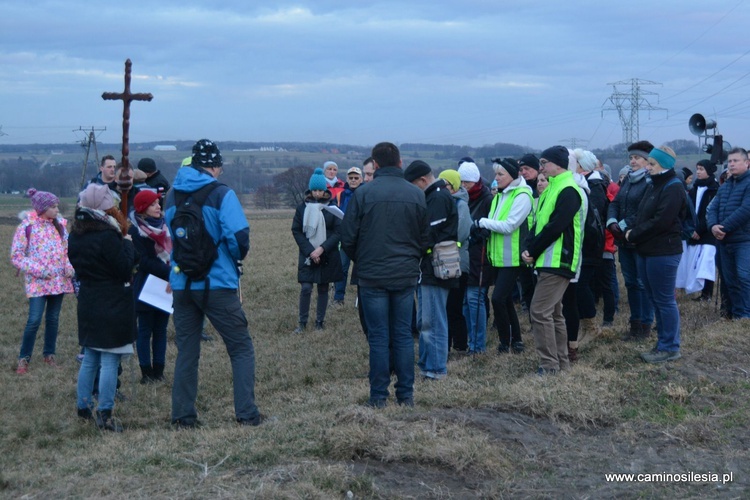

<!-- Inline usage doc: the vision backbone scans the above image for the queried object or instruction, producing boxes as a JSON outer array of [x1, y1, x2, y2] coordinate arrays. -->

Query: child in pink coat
[[10, 188, 75, 374]]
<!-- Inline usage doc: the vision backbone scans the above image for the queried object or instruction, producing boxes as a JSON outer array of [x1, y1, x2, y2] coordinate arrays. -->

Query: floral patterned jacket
[[10, 211, 75, 298]]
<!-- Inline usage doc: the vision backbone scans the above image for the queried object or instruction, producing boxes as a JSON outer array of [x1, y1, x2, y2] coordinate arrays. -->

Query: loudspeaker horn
[[689, 113, 717, 136]]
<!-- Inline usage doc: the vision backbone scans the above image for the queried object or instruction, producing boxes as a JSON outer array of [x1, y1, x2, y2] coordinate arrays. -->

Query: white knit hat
[[457, 162, 480, 182]]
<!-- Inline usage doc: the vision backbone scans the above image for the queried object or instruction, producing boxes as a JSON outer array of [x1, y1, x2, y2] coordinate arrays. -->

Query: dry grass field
[[0, 199, 748, 498]]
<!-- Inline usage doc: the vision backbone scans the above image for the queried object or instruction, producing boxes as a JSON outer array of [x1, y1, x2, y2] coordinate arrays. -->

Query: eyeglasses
[[348, 176, 360, 180]]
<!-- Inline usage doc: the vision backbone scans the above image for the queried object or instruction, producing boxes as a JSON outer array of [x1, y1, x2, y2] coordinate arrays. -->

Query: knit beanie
[[192, 139, 223, 168], [404, 160, 433, 183], [309, 168, 328, 191], [494, 158, 519, 179], [79, 183, 115, 211], [137, 157, 156, 173], [518, 154, 540, 171], [27, 188, 59, 215], [619, 165, 630, 179], [457, 161, 481, 182], [438, 169, 461, 191], [540, 145, 570, 169], [697, 159, 717, 176], [133, 190, 161, 214], [574, 149, 597, 172], [681, 167, 693, 180], [648, 147, 676, 170]]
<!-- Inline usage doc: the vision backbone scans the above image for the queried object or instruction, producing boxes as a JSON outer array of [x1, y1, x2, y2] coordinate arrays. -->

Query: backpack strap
[[175, 182, 221, 308]]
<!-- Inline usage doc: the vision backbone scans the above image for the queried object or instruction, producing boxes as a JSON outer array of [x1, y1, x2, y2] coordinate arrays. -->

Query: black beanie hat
[[518, 153, 540, 171], [137, 157, 156, 173], [540, 145, 569, 170], [697, 159, 717, 176], [403, 160, 432, 182], [494, 157, 519, 179], [681, 167, 693, 180]]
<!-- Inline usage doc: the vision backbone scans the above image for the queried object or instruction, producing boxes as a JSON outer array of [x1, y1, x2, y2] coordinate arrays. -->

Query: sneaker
[[397, 398, 414, 407], [511, 340, 525, 354], [201, 331, 214, 342], [43, 355, 57, 367], [237, 414, 266, 426], [292, 323, 306, 334], [421, 371, 446, 381], [15, 358, 29, 375], [640, 350, 681, 364], [331, 299, 345, 309]]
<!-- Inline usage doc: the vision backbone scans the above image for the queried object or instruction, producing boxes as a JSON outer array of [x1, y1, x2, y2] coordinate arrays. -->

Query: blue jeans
[[77, 348, 123, 412], [136, 308, 170, 366], [417, 285, 450, 378], [637, 253, 681, 352], [720, 242, 750, 318], [464, 285, 488, 352], [333, 252, 351, 301], [360, 286, 415, 403], [619, 247, 653, 324], [172, 289, 259, 423], [19, 294, 64, 360]]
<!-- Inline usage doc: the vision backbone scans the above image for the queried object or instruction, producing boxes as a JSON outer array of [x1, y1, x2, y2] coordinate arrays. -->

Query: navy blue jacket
[[707, 169, 750, 244]]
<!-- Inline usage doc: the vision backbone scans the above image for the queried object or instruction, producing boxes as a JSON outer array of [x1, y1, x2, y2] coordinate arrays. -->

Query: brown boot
[[568, 341, 578, 363], [621, 320, 642, 341]]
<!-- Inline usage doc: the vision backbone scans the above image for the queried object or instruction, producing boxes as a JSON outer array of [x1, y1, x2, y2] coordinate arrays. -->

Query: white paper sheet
[[138, 274, 173, 314]]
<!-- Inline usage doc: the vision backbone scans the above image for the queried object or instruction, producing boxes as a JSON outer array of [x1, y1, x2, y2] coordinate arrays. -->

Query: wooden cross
[[102, 58, 153, 216]]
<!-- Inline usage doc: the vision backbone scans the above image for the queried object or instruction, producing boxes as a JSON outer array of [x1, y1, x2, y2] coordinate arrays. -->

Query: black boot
[[152, 363, 165, 382], [140, 365, 154, 384], [314, 320, 325, 331], [96, 410, 123, 432]]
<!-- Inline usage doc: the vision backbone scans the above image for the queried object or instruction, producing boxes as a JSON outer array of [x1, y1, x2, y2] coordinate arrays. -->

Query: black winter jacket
[[68, 208, 137, 349], [291, 190, 344, 284], [607, 168, 650, 249], [340, 167, 429, 289], [466, 182, 495, 287], [627, 169, 686, 257], [688, 177, 719, 246], [420, 179, 459, 288]]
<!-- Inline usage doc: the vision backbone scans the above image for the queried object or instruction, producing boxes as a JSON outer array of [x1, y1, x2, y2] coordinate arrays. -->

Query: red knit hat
[[133, 190, 161, 214]]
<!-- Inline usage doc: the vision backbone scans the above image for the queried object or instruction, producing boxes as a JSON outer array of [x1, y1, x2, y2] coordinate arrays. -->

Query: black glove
[[607, 223, 624, 240], [469, 224, 490, 244]]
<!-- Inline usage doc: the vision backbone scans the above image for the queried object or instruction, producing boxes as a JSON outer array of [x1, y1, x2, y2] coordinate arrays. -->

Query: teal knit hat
[[309, 168, 327, 191]]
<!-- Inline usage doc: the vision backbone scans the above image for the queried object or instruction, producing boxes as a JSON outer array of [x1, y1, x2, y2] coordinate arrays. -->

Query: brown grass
[[0, 202, 748, 497]]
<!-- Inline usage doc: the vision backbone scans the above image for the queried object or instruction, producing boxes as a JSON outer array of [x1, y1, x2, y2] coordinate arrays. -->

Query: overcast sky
[[1, 1, 749, 151]]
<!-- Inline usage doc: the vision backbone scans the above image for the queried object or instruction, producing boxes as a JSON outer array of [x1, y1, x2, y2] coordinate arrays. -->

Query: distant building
[[154, 145, 177, 151]]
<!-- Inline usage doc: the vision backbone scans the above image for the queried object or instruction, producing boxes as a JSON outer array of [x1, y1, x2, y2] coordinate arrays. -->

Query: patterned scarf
[[133, 214, 172, 264]]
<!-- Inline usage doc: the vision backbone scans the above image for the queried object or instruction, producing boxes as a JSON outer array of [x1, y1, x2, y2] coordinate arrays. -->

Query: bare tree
[[274, 166, 312, 207]]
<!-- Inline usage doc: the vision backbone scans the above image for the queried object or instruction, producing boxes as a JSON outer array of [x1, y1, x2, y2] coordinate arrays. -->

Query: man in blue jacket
[[165, 139, 262, 427], [708, 147, 750, 319]]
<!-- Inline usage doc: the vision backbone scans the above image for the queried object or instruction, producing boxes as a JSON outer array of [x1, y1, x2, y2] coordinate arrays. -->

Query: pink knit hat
[[78, 183, 115, 211], [27, 188, 59, 215]]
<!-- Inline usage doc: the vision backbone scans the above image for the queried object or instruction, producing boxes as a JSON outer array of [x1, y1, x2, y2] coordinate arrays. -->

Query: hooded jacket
[[164, 166, 249, 290], [420, 178, 459, 288]]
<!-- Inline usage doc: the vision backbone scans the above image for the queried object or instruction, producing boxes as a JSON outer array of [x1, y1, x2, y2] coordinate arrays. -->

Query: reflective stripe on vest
[[534, 170, 584, 271], [487, 187, 532, 267]]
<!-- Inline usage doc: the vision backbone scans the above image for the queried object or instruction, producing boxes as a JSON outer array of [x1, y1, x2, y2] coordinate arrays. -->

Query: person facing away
[[291, 168, 344, 333], [164, 138, 263, 428], [340, 142, 429, 408], [11, 188, 75, 374]]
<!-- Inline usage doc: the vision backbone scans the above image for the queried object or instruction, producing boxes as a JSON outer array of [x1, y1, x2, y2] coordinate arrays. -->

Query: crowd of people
[[10, 138, 750, 421]]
